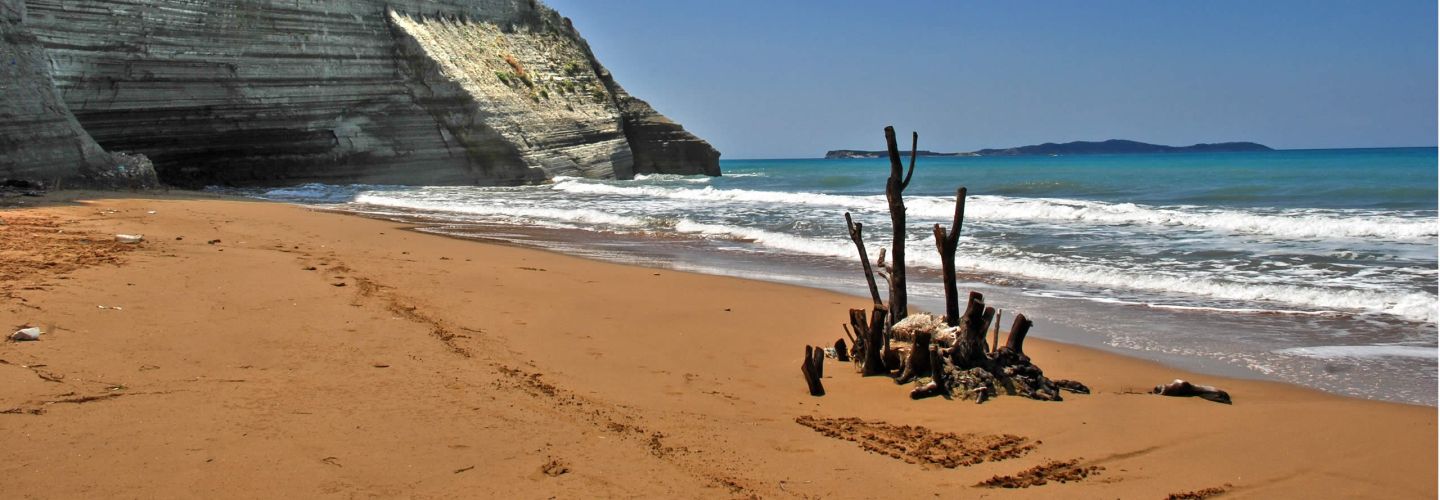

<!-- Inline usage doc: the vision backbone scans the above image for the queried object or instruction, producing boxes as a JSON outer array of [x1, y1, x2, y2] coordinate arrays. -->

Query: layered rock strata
[[2, 0, 718, 187], [1, 0, 155, 187]]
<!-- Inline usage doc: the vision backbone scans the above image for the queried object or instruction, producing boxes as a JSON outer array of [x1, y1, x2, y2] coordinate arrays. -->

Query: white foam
[[672, 219, 857, 259], [549, 180, 1437, 242], [1276, 345, 1439, 360], [632, 173, 712, 183], [253, 183, 384, 203], [352, 193, 650, 228], [954, 248, 1439, 323], [1024, 290, 1345, 316], [953, 196, 1438, 242], [255, 181, 1437, 323], [658, 220, 1438, 323]]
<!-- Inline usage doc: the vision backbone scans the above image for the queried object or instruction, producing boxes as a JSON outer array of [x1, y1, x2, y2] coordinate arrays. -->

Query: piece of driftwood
[[978, 307, 996, 346], [895, 330, 932, 385], [844, 212, 884, 309], [825, 126, 1087, 404], [849, 307, 890, 376], [802, 345, 825, 396], [990, 309, 1002, 353], [1004, 314, 1033, 356], [1154, 379, 1231, 404], [834, 338, 850, 362], [932, 187, 967, 326], [951, 292, 990, 366], [882, 127, 918, 325]]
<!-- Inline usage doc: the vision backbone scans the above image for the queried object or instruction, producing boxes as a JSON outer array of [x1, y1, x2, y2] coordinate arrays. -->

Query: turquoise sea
[[240, 147, 1439, 405]]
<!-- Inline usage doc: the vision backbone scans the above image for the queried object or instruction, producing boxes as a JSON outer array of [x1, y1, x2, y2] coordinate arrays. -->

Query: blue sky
[[545, 1, 1438, 159]]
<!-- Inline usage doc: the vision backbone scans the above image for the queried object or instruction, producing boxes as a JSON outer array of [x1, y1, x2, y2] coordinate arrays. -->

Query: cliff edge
[[1, 0, 719, 188]]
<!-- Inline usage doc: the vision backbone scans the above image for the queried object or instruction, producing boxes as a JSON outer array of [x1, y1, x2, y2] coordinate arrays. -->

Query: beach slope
[[1, 195, 1433, 498]]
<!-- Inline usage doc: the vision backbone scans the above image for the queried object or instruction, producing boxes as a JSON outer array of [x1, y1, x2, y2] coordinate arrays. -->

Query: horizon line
[[723, 145, 1439, 161]]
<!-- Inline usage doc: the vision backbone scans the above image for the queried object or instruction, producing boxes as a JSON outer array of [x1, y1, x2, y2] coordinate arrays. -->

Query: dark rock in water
[[1, 0, 719, 188]]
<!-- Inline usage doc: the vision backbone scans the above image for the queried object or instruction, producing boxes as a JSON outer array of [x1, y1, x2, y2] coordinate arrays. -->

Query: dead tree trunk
[[896, 330, 932, 385], [849, 307, 890, 376], [802, 345, 825, 396], [950, 291, 990, 366], [844, 212, 884, 309], [1004, 314, 1033, 356], [932, 187, 967, 326], [883, 127, 918, 325]]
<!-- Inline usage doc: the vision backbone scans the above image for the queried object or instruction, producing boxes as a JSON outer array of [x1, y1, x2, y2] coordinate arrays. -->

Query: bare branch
[[844, 212, 884, 308], [901, 131, 918, 189]]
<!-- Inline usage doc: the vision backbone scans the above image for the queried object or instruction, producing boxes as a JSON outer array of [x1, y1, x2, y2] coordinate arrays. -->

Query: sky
[[544, 0, 1438, 159]]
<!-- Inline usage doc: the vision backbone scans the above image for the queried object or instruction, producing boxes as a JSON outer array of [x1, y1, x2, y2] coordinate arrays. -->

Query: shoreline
[[2, 192, 1435, 497], [318, 202, 1437, 406]]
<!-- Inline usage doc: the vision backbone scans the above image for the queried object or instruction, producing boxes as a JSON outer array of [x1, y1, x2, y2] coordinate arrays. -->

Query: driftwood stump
[[802, 345, 825, 396], [826, 126, 1085, 403], [844, 212, 884, 309], [882, 127, 917, 326], [933, 187, 967, 326], [849, 307, 890, 376]]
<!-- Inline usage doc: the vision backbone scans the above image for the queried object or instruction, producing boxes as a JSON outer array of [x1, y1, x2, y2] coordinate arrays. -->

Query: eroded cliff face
[[1, 1, 156, 187], [1, 0, 719, 188]]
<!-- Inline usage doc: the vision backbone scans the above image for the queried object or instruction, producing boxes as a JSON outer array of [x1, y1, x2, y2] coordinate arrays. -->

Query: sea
[[233, 147, 1440, 405]]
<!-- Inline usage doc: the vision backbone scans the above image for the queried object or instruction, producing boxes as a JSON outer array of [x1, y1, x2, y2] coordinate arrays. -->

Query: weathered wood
[[875, 247, 892, 288], [978, 306, 996, 344], [848, 309, 868, 369], [1153, 379, 1231, 404], [851, 307, 890, 376], [864, 307, 890, 376], [828, 128, 1091, 404], [883, 127, 918, 325], [813, 345, 826, 378], [844, 212, 885, 309], [952, 291, 989, 365], [1005, 314, 1034, 356], [932, 187, 967, 326], [834, 338, 850, 362], [990, 309, 1002, 353], [802, 345, 825, 396], [895, 330, 932, 385]]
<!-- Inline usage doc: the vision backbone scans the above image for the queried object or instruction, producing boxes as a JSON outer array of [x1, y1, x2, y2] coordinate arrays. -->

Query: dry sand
[[1, 193, 1435, 498]]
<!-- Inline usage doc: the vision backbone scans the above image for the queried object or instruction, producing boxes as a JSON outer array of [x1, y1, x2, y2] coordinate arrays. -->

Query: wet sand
[[1, 193, 1434, 498]]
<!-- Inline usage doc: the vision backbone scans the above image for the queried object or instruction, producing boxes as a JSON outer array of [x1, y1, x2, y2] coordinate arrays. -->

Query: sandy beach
[[1, 193, 1434, 498]]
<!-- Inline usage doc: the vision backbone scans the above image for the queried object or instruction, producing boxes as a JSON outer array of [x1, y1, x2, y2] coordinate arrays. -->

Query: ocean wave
[[1275, 345, 1439, 360], [951, 196, 1438, 242], [260, 182, 1436, 322], [672, 219, 857, 259], [664, 219, 1437, 322], [351, 193, 651, 228], [550, 179, 1437, 241], [1023, 289, 1346, 317], [632, 173, 713, 183], [251, 183, 391, 203]]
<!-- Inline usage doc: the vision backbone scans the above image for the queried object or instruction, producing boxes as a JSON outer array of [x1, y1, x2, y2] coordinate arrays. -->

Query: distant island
[[824, 139, 1273, 159]]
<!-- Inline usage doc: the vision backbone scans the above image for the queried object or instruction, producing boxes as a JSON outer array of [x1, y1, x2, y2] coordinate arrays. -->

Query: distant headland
[[824, 139, 1273, 159]]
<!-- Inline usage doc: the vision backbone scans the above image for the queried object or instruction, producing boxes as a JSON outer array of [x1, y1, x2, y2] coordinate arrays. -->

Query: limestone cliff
[[1, 1, 155, 187], [1, 0, 719, 188]]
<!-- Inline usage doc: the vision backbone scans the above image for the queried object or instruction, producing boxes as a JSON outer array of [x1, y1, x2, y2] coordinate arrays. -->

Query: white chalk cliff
[[0, 0, 719, 188]]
